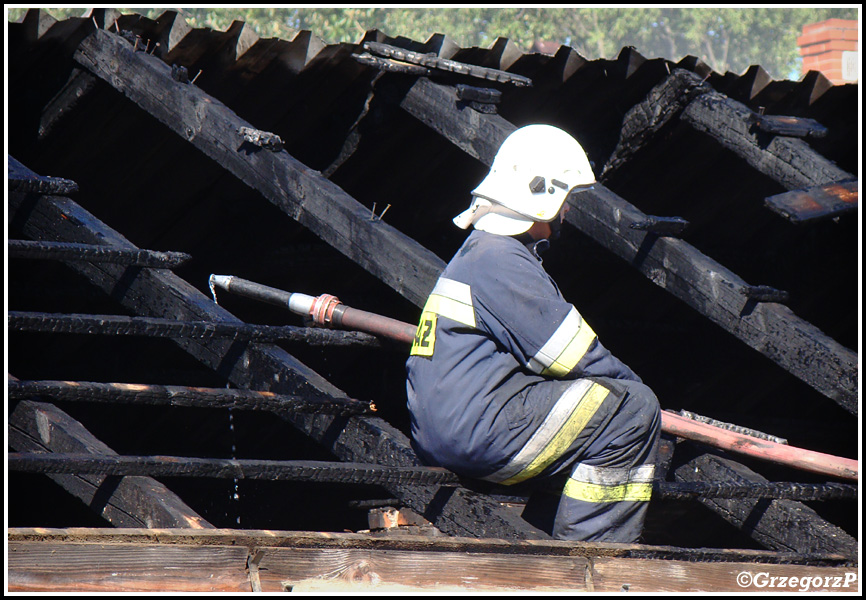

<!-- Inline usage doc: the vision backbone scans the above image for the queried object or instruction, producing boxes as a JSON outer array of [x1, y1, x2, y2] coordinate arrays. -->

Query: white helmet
[[453, 124, 595, 235]]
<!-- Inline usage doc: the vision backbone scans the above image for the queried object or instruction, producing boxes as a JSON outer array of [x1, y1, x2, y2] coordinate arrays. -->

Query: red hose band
[[310, 294, 341, 326]]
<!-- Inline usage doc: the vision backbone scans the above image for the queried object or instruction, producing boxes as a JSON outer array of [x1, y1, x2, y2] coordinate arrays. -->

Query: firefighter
[[406, 124, 661, 542]]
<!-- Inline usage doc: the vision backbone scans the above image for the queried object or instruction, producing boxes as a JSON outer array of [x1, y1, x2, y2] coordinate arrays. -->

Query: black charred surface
[[7, 9, 858, 553]]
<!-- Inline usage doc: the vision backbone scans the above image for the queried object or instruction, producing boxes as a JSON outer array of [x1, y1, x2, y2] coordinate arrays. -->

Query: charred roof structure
[[6, 9, 859, 592]]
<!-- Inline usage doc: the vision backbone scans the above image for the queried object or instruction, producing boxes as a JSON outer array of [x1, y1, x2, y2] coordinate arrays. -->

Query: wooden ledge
[[8, 527, 858, 593]]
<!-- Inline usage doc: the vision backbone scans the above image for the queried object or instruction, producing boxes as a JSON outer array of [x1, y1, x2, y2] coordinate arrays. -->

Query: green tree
[[7, 7, 858, 80]]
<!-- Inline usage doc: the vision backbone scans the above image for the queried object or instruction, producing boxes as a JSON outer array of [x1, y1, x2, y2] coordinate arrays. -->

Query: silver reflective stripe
[[569, 463, 656, 486], [424, 277, 475, 327], [527, 307, 597, 377], [482, 379, 608, 485]]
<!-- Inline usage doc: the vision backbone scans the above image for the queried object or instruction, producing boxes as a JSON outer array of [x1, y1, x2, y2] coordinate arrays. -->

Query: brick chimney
[[798, 19, 859, 84]]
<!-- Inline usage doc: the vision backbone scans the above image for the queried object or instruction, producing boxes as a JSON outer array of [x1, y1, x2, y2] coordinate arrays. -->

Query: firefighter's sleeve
[[476, 247, 641, 382]]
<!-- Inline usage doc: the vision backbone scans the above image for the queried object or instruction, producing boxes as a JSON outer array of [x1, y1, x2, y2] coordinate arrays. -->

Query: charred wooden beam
[[602, 69, 850, 191], [36, 66, 100, 142], [394, 78, 857, 412], [363, 41, 532, 87], [72, 27, 445, 307], [681, 79, 853, 191], [9, 394, 213, 529], [764, 180, 858, 224], [9, 380, 374, 416], [8, 163, 544, 540], [8, 240, 192, 268], [8, 311, 386, 348], [9, 453, 461, 487], [566, 185, 855, 411], [354, 52, 432, 76], [657, 481, 856, 502], [396, 77, 513, 164], [11, 449, 856, 503], [602, 68, 713, 180], [8, 155, 79, 195], [673, 452, 858, 558]]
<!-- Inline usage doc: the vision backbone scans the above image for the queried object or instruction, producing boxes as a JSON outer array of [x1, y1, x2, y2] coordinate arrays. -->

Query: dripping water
[[227, 389, 241, 527]]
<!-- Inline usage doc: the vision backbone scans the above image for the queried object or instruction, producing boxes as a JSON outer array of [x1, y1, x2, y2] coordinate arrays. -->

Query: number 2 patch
[[410, 312, 437, 357]]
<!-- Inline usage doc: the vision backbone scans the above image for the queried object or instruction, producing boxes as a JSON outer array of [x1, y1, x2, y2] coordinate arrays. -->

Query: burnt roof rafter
[[72, 26, 445, 307], [9, 386, 213, 529], [674, 451, 857, 558]]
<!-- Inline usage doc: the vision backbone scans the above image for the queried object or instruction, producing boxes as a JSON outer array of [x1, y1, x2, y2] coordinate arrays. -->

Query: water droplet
[[226, 405, 241, 526]]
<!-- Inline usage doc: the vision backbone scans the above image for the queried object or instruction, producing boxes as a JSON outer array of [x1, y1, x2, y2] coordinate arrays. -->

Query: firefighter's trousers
[[518, 377, 661, 543]]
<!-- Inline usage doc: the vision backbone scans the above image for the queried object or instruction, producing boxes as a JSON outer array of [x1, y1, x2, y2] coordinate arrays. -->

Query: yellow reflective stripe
[[425, 294, 475, 328], [563, 463, 655, 502], [409, 278, 473, 357], [423, 278, 475, 327], [494, 382, 610, 486], [529, 307, 597, 377], [563, 480, 653, 503]]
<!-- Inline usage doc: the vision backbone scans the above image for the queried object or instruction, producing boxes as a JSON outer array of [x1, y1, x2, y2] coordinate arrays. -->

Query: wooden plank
[[8, 396, 213, 529], [589, 557, 857, 593], [394, 77, 857, 412], [673, 452, 857, 558], [8, 167, 544, 541], [765, 179, 858, 224], [7, 528, 858, 593], [258, 546, 588, 592], [72, 27, 445, 307], [7, 541, 250, 592], [8, 527, 853, 565]]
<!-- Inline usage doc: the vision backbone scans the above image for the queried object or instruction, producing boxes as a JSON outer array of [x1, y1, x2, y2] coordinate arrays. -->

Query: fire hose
[[209, 275, 858, 482]]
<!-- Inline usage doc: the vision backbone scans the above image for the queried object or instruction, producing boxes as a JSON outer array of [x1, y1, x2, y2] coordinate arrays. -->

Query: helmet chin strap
[[532, 238, 551, 259]]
